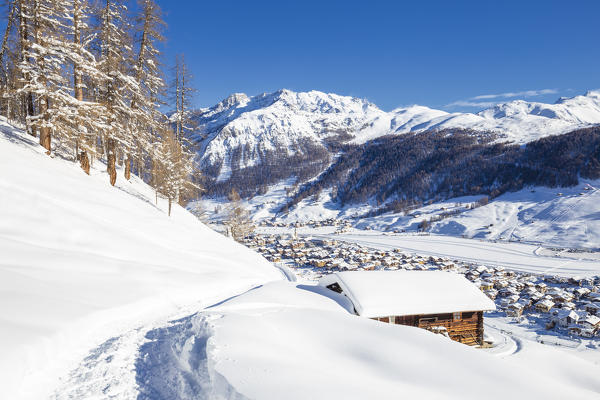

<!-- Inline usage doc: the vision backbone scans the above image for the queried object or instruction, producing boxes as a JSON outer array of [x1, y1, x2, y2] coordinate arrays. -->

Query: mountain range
[[191, 89, 600, 211]]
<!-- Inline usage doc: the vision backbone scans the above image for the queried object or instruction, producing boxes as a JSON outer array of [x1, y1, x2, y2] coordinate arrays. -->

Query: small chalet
[[319, 271, 496, 346]]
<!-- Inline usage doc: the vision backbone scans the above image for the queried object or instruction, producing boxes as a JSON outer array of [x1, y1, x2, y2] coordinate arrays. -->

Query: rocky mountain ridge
[[192, 89, 600, 199]]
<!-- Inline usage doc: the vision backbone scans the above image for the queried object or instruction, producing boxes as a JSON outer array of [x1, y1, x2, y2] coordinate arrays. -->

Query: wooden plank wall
[[373, 311, 483, 346]]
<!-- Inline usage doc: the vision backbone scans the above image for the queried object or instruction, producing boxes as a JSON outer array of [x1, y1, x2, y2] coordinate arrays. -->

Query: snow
[[318, 271, 495, 318], [348, 180, 600, 251], [165, 281, 600, 400], [2, 117, 599, 399], [195, 89, 387, 178], [195, 89, 600, 180], [310, 231, 600, 278], [0, 120, 282, 399]]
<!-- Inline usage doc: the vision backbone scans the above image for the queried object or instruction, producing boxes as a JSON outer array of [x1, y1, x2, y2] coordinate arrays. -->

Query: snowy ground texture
[[2, 119, 600, 399]]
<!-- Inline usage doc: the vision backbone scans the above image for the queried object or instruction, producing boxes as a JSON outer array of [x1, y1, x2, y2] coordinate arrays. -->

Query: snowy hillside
[[0, 120, 282, 399], [2, 119, 600, 399], [139, 281, 600, 400], [194, 89, 600, 186], [413, 90, 600, 144], [194, 89, 386, 183], [354, 180, 600, 250]]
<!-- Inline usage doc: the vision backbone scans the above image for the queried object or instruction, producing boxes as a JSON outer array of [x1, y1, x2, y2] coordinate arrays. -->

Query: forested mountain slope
[[285, 126, 600, 213], [193, 90, 600, 199]]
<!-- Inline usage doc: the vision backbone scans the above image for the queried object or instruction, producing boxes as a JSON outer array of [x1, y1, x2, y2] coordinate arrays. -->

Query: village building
[[580, 315, 600, 336], [506, 303, 524, 317], [552, 309, 580, 328], [318, 271, 496, 346], [584, 303, 600, 315], [535, 299, 554, 313]]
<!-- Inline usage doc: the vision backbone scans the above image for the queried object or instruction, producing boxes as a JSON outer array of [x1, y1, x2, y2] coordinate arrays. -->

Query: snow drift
[[162, 281, 600, 400]]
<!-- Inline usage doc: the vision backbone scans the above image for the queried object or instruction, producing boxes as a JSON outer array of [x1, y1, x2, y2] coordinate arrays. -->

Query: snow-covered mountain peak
[[219, 92, 250, 108], [583, 89, 600, 100], [194, 89, 600, 189], [264, 89, 377, 115]]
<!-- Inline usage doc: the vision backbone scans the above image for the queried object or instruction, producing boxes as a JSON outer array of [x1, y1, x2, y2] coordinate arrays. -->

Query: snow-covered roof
[[318, 271, 496, 318]]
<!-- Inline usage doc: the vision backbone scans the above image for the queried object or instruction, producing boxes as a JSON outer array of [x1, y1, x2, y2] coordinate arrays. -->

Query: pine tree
[[225, 188, 254, 242], [170, 53, 196, 145], [96, 0, 143, 185], [16, 0, 35, 133], [67, 0, 105, 174], [16, 0, 77, 153], [127, 0, 166, 180], [0, 0, 17, 120], [153, 123, 199, 216]]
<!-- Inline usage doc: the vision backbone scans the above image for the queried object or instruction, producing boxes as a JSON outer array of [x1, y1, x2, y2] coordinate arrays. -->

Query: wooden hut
[[318, 271, 496, 346]]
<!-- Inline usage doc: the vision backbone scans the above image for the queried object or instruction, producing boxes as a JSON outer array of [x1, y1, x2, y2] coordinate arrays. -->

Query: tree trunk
[[0, 1, 16, 112], [168, 197, 172, 216], [18, 0, 36, 136], [39, 126, 51, 153], [33, 0, 50, 153], [107, 138, 117, 185], [124, 154, 131, 180], [80, 150, 90, 174], [73, 0, 89, 173]]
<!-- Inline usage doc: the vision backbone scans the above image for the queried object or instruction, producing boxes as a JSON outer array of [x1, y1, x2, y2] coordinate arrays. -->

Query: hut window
[[453, 312, 461, 321], [326, 282, 343, 294], [437, 313, 453, 321], [462, 312, 475, 319]]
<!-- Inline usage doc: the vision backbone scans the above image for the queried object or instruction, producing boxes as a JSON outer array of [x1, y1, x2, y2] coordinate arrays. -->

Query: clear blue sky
[[158, 0, 598, 111]]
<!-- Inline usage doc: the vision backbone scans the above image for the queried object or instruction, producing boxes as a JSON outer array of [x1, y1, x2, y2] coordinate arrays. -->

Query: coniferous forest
[[0, 0, 198, 214], [282, 127, 600, 214]]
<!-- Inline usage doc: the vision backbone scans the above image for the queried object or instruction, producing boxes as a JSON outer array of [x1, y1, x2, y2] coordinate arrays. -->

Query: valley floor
[[257, 226, 600, 278]]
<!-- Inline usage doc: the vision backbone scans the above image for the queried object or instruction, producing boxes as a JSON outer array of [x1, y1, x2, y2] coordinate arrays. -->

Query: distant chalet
[[319, 271, 496, 346]]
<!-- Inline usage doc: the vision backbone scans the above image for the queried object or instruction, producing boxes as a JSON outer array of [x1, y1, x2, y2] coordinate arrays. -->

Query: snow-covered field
[[357, 181, 600, 250], [198, 172, 600, 253], [304, 231, 600, 278], [2, 119, 600, 399]]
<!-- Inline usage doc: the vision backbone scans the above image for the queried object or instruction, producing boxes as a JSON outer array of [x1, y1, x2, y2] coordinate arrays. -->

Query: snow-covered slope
[[195, 89, 600, 183], [195, 89, 387, 181], [147, 281, 600, 400], [355, 180, 600, 250], [0, 120, 282, 399], [3, 119, 599, 399], [413, 91, 600, 143]]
